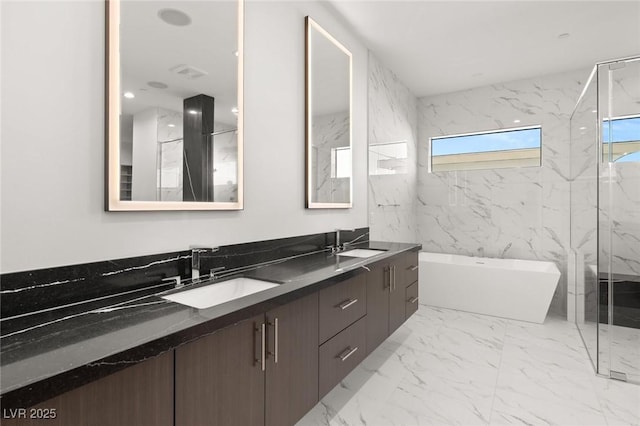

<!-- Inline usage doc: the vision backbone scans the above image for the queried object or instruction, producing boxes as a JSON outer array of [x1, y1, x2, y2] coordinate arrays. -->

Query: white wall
[[0, 0, 368, 273]]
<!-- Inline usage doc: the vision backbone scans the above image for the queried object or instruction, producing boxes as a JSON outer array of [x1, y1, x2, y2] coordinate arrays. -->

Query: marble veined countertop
[[0, 241, 420, 409]]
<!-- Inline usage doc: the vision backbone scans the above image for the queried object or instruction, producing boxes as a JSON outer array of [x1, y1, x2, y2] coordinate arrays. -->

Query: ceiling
[[120, 1, 238, 125], [327, 0, 640, 97]]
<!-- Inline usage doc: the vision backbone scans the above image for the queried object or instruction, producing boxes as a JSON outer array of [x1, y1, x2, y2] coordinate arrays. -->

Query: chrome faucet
[[190, 246, 219, 280], [335, 228, 355, 252]]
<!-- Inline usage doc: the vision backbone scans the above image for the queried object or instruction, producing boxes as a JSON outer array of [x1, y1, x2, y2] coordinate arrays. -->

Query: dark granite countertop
[[0, 241, 420, 409]]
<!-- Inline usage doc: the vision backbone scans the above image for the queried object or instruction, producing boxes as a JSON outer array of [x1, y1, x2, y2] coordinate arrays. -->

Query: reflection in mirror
[[305, 17, 352, 208], [106, 0, 243, 210]]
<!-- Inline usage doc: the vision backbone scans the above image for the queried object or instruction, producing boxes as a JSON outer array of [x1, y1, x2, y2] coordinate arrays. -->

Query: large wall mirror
[[106, 0, 243, 211], [305, 17, 352, 209]]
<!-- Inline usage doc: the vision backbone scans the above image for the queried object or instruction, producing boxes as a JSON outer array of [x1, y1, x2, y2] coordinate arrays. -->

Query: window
[[331, 146, 351, 178], [369, 141, 408, 175], [429, 126, 542, 172], [602, 115, 640, 163]]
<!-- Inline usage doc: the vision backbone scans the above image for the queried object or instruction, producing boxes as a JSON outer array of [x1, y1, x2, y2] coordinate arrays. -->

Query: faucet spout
[[335, 228, 356, 252], [190, 246, 218, 281]]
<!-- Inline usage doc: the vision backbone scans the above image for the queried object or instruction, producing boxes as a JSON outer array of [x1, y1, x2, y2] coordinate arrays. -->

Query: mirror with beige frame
[[106, 0, 243, 211], [305, 17, 353, 208]]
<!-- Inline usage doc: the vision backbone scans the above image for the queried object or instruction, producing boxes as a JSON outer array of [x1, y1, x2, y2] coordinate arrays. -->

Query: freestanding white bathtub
[[418, 252, 560, 323]]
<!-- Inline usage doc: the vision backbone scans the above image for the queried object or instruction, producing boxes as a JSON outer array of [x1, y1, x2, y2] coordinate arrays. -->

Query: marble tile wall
[[312, 112, 351, 203], [368, 53, 418, 243], [417, 69, 591, 317]]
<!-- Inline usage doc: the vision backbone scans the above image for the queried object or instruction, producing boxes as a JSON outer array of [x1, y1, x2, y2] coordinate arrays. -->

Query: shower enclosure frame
[[571, 54, 640, 384]]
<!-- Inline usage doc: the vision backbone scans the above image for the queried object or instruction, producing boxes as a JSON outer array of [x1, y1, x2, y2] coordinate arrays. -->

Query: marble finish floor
[[579, 321, 640, 384], [298, 306, 640, 426]]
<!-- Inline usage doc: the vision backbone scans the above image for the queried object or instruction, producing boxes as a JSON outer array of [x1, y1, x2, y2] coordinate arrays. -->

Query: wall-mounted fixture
[[305, 17, 353, 209], [105, 0, 244, 211]]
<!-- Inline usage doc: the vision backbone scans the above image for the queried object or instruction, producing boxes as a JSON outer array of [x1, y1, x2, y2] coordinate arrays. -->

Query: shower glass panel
[[570, 67, 599, 372], [600, 59, 640, 383], [572, 56, 640, 384]]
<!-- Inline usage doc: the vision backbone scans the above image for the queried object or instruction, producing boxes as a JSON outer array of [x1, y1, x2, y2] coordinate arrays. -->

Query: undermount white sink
[[337, 248, 387, 258], [161, 278, 279, 309]]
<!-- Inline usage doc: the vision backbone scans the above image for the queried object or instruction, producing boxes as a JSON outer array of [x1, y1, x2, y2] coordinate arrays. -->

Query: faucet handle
[[209, 266, 226, 279], [162, 276, 183, 288]]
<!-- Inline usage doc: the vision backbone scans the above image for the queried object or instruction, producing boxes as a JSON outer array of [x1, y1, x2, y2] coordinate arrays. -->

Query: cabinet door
[[175, 314, 265, 426], [2, 352, 173, 426], [389, 261, 407, 333], [366, 262, 390, 355], [266, 292, 319, 426]]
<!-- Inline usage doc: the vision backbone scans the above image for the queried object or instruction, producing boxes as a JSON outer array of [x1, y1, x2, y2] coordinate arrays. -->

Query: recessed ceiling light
[[579, 126, 587, 130], [123, 92, 135, 99], [188, 109, 198, 115], [234, 51, 239, 57], [158, 9, 191, 26], [168, 124, 176, 128], [231, 107, 239, 114], [513, 119, 521, 124], [592, 110, 597, 113], [147, 81, 168, 89], [558, 33, 570, 39]]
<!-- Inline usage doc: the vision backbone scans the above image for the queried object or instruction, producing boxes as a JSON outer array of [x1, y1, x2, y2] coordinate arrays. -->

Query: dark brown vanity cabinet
[[175, 293, 319, 426], [390, 251, 419, 332], [366, 261, 391, 354], [2, 352, 174, 426], [401, 251, 420, 321], [318, 274, 366, 344], [4, 250, 420, 426], [265, 293, 319, 426], [175, 313, 266, 426], [317, 275, 367, 398], [406, 281, 419, 318], [366, 251, 419, 354]]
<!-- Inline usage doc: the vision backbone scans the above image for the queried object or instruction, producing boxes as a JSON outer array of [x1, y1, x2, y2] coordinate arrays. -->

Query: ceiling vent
[[170, 64, 208, 80]]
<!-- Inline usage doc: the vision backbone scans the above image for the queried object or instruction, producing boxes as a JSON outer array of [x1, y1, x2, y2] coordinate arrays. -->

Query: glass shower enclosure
[[571, 56, 640, 384]]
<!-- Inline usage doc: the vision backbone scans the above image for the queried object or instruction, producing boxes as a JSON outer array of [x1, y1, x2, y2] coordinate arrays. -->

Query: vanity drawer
[[406, 281, 419, 319], [319, 316, 366, 398], [318, 274, 366, 343], [401, 251, 419, 287]]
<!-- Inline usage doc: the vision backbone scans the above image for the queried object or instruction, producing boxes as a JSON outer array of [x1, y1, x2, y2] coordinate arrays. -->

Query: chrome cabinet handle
[[273, 318, 278, 363], [261, 323, 266, 371], [255, 323, 266, 371], [268, 318, 279, 363], [409, 296, 419, 304], [392, 265, 397, 291], [337, 346, 358, 362], [409, 265, 418, 271], [337, 299, 358, 310]]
